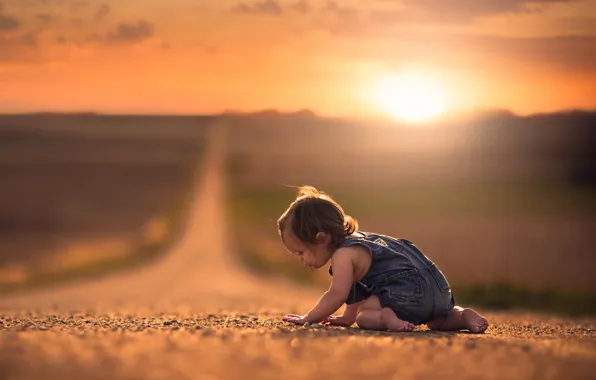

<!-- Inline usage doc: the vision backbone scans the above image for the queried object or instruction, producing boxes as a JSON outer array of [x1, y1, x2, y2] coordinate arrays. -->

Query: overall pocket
[[428, 263, 451, 293], [384, 269, 424, 304]]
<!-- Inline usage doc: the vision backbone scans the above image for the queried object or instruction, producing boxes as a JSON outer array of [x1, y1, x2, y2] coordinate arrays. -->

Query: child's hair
[[277, 186, 358, 249]]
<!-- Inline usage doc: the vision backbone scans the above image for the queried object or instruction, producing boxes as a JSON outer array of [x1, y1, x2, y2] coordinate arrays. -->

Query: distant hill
[[2, 110, 594, 186], [221, 108, 318, 120]]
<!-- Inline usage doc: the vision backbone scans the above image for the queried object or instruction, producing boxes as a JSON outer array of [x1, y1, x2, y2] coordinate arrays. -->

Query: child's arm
[[284, 250, 354, 324]]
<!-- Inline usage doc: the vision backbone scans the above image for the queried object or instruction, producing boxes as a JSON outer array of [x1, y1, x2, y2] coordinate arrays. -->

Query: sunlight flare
[[372, 73, 449, 122]]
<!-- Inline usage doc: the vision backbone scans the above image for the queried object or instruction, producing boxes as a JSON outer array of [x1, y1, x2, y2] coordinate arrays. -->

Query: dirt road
[[1, 122, 595, 380]]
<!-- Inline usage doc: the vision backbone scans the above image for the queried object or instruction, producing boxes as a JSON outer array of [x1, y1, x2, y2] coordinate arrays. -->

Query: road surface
[[1, 123, 595, 380]]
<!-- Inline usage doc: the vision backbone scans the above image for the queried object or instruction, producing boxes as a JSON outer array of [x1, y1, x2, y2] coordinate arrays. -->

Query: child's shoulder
[[329, 239, 373, 274], [341, 231, 403, 244], [332, 237, 373, 259], [337, 231, 411, 255], [333, 231, 395, 256]]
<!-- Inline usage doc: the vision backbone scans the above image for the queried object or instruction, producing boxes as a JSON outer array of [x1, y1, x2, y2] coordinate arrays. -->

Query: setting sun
[[372, 74, 449, 122]]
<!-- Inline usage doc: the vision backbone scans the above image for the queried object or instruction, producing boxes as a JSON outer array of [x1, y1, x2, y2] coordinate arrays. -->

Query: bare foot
[[381, 308, 416, 332], [462, 308, 489, 333]]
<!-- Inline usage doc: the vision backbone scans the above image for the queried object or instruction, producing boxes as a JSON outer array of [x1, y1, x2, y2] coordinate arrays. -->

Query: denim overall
[[329, 232, 455, 325]]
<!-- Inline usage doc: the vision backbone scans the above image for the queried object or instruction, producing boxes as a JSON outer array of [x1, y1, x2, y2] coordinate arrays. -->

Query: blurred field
[[226, 111, 596, 314], [0, 114, 210, 292], [2, 111, 594, 312]]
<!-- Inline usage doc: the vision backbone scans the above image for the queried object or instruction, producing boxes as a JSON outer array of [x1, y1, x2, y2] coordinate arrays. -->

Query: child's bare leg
[[355, 295, 415, 332], [426, 306, 488, 333]]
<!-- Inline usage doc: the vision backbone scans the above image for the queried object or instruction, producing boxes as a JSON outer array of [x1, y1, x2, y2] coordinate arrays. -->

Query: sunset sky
[[1, 0, 595, 117]]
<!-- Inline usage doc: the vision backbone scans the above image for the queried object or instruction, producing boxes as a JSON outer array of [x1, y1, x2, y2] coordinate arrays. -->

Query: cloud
[[232, 0, 283, 16], [337, 31, 596, 73], [85, 32, 103, 42], [401, 0, 579, 21], [94, 3, 109, 21], [81, 21, 155, 45], [554, 15, 596, 34], [289, 0, 310, 14], [107, 20, 154, 43], [324, 0, 358, 18], [305, 0, 586, 37], [476, 34, 596, 71], [36, 13, 53, 24], [399, 33, 596, 71], [0, 32, 39, 62], [8, 32, 36, 46], [70, 1, 88, 13], [0, 11, 19, 31], [310, 1, 366, 36], [312, 0, 581, 32]]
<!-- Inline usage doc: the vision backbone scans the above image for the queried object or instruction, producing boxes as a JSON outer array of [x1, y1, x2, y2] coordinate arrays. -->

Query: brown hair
[[277, 186, 358, 249]]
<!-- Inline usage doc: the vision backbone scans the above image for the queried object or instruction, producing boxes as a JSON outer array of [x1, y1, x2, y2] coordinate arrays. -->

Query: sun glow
[[372, 73, 449, 122]]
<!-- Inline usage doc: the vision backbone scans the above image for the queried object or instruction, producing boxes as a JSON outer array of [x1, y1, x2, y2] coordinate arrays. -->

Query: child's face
[[282, 227, 332, 269]]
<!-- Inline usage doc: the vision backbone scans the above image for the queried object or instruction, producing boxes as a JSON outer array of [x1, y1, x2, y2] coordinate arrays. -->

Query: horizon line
[[0, 107, 595, 120]]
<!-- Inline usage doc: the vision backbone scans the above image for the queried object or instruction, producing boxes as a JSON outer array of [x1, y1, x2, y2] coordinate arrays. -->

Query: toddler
[[279, 186, 489, 333]]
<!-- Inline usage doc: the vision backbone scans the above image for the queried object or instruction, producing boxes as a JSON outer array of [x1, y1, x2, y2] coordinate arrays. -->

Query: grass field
[[0, 114, 211, 293], [225, 113, 596, 315]]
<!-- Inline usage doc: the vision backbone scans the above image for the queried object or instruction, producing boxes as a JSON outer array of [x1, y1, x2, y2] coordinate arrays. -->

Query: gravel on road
[[1, 311, 595, 380]]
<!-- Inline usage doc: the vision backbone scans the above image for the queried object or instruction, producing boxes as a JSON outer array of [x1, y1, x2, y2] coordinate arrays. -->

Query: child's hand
[[325, 315, 355, 327], [282, 314, 309, 325]]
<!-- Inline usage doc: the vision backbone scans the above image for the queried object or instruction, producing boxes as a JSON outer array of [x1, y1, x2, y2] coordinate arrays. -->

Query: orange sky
[[1, 0, 595, 117]]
